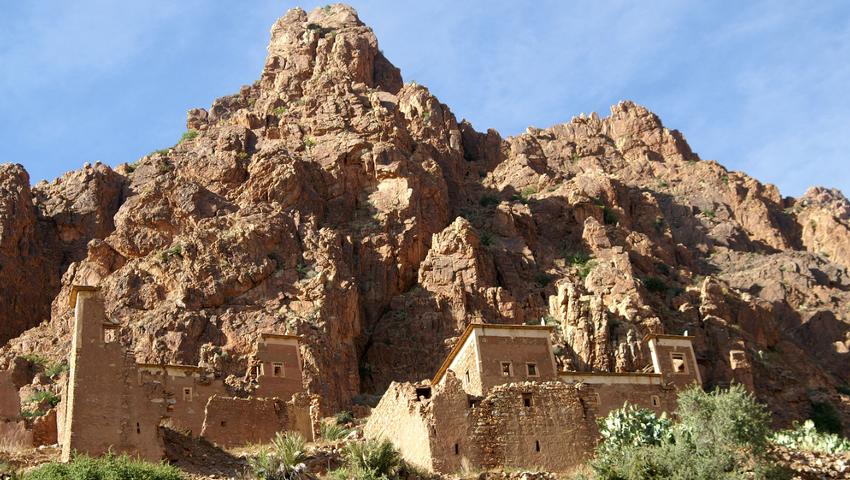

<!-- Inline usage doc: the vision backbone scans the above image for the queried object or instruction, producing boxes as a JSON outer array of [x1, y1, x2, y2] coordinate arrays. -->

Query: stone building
[[364, 323, 701, 474], [60, 285, 315, 461]]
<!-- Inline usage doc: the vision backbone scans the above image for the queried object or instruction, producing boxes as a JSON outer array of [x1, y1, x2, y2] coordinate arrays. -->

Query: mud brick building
[[365, 323, 701, 474], [60, 285, 315, 461]]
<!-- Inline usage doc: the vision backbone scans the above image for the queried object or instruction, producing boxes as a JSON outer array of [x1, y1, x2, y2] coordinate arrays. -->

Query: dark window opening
[[522, 393, 533, 408], [465, 370, 470, 384], [467, 395, 481, 409], [415, 386, 432, 400], [220, 420, 227, 427], [136, 422, 141, 434], [526, 362, 538, 377], [454, 443, 459, 455], [535, 440, 540, 452], [501, 361, 512, 377], [651, 395, 660, 407]]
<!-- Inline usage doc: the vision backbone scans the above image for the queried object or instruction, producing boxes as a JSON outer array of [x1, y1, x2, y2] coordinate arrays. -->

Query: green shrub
[[590, 385, 785, 480], [249, 432, 312, 480], [24, 453, 182, 480], [809, 401, 843, 435], [330, 439, 402, 480], [334, 410, 355, 426], [25, 391, 60, 408], [21, 353, 49, 368], [703, 209, 716, 219], [771, 420, 850, 454], [319, 421, 350, 441], [596, 404, 673, 455], [159, 244, 183, 262], [479, 194, 499, 207], [602, 205, 617, 225], [534, 272, 553, 287], [44, 362, 68, 378], [643, 277, 668, 294], [273, 106, 288, 116], [303, 137, 316, 149], [512, 186, 537, 204], [479, 231, 493, 247], [179, 129, 199, 144], [577, 260, 597, 281]]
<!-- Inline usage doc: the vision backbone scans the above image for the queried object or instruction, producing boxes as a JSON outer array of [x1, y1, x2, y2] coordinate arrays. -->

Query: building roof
[[431, 322, 555, 385], [69, 285, 100, 309], [643, 333, 694, 342], [260, 332, 300, 340]]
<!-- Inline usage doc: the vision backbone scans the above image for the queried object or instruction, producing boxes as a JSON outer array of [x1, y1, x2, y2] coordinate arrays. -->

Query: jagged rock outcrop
[[0, 4, 848, 430]]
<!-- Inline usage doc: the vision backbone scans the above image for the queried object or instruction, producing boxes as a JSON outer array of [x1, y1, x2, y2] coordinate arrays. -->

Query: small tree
[[249, 432, 314, 480]]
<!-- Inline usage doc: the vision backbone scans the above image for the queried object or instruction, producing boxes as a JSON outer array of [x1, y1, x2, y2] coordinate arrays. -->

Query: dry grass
[[0, 422, 31, 453]]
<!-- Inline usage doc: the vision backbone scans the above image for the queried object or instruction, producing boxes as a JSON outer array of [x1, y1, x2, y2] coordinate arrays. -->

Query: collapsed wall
[[365, 373, 598, 474], [200, 393, 315, 447]]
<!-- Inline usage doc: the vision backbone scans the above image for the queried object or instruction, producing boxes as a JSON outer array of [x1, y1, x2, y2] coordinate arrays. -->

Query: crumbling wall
[[200, 393, 313, 447], [61, 287, 167, 462], [428, 373, 476, 473], [32, 409, 58, 446], [363, 381, 437, 471], [467, 382, 597, 473], [139, 366, 227, 436]]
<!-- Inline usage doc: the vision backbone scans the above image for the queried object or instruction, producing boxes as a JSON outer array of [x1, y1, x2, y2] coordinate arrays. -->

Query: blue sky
[[1, 1, 848, 198]]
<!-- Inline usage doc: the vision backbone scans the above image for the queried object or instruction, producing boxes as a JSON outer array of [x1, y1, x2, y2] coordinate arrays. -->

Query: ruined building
[[59, 285, 314, 461], [364, 323, 701, 474]]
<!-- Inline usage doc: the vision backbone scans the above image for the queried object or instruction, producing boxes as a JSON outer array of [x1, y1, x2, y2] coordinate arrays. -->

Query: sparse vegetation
[[319, 421, 351, 441], [656, 179, 669, 189], [179, 129, 199, 144], [273, 106, 287, 116], [771, 420, 850, 454], [588, 385, 786, 480], [249, 432, 312, 480], [534, 272, 553, 287], [512, 186, 537, 204], [159, 244, 183, 262], [334, 410, 355, 426], [703, 208, 716, 219], [45, 361, 68, 378], [329, 439, 403, 480], [643, 276, 668, 294], [720, 174, 729, 185], [25, 391, 60, 408], [479, 231, 494, 247], [479, 194, 500, 208], [577, 260, 598, 281], [303, 137, 316, 150], [25, 453, 182, 480], [21, 353, 49, 368], [570, 152, 580, 163]]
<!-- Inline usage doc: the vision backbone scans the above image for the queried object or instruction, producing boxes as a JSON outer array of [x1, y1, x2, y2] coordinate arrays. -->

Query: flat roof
[[137, 363, 206, 372], [643, 333, 694, 342], [558, 371, 663, 378], [69, 285, 100, 308], [260, 332, 300, 340], [431, 322, 555, 385]]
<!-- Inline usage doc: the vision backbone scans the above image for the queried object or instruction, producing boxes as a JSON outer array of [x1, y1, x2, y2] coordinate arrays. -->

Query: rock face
[[0, 4, 848, 427]]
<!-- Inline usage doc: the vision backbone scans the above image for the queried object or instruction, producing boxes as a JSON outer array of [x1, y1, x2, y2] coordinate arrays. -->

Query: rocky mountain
[[1, 4, 848, 428]]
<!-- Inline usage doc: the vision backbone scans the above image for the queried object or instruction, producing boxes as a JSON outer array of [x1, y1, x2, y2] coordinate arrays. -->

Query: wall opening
[[670, 352, 687, 373], [454, 443, 459, 455], [526, 362, 538, 377], [467, 395, 481, 409], [220, 420, 227, 427], [501, 361, 512, 377], [415, 386, 432, 400], [136, 422, 141, 434], [522, 393, 533, 408], [272, 362, 284, 377], [183, 387, 193, 401], [535, 440, 540, 452], [465, 370, 470, 384], [651, 395, 660, 407]]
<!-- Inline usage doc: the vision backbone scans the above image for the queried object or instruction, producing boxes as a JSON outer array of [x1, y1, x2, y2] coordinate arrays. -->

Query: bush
[[597, 404, 672, 455], [590, 385, 785, 480], [25, 453, 182, 480], [479, 195, 499, 208], [809, 401, 843, 435], [330, 439, 402, 480], [249, 432, 313, 480], [179, 129, 199, 144], [25, 391, 60, 408], [334, 410, 354, 426], [643, 277, 668, 294], [44, 362, 68, 378], [21, 353, 49, 367], [771, 420, 850, 454], [320, 420, 351, 441]]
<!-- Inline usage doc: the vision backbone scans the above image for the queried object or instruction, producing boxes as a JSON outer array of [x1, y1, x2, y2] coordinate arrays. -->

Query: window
[[651, 395, 660, 407], [522, 393, 533, 408], [220, 420, 227, 427], [526, 362, 538, 377], [535, 440, 540, 452], [272, 362, 284, 377], [465, 370, 470, 384], [136, 422, 141, 434], [670, 352, 687, 373], [501, 361, 513, 377], [454, 443, 459, 455], [183, 387, 193, 401]]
